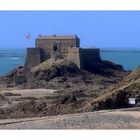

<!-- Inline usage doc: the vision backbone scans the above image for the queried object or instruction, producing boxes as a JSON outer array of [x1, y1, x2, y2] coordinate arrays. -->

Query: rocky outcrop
[[0, 59, 126, 90], [0, 58, 129, 119], [88, 66, 140, 111], [83, 59, 124, 75], [23, 59, 126, 90], [0, 65, 26, 88]]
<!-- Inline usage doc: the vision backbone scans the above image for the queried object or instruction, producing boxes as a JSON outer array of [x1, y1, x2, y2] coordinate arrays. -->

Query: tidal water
[[0, 48, 26, 76], [0, 48, 140, 76], [100, 48, 140, 71]]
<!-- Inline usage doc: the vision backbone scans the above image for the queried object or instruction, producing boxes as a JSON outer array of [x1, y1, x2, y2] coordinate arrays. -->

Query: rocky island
[[0, 35, 139, 129]]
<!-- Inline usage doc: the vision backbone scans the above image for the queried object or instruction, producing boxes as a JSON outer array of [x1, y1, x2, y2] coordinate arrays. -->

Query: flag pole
[[26, 33, 30, 48]]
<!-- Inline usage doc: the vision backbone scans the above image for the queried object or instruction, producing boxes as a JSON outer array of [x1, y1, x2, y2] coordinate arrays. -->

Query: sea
[[0, 48, 26, 76], [0, 48, 140, 76]]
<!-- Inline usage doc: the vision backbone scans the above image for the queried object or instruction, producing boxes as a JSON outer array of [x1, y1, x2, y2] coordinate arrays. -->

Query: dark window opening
[[53, 44, 58, 51]]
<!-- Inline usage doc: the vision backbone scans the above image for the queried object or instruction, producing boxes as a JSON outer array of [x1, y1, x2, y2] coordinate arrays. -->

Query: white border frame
[[0, 0, 140, 10], [0, 0, 140, 140]]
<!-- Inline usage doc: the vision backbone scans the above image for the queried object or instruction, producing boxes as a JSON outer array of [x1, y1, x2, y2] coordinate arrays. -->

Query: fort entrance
[[52, 42, 60, 60]]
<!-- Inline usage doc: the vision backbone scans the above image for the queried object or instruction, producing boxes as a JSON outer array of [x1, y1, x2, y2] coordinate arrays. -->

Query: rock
[[0, 59, 128, 119], [61, 94, 77, 104], [88, 66, 140, 111], [0, 58, 126, 90]]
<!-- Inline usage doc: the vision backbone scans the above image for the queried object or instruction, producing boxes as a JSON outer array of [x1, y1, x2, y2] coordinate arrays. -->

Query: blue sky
[[0, 11, 140, 49]]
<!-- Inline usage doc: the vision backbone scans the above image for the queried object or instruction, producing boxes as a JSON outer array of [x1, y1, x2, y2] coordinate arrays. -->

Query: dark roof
[[37, 35, 79, 40]]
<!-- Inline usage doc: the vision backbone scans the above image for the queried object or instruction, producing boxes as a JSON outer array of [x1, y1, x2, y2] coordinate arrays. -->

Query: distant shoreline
[[0, 48, 139, 76], [101, 50, 140, 53]]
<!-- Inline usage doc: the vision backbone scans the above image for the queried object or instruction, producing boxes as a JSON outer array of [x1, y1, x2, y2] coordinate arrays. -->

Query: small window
[[53, 44, 58, 51]]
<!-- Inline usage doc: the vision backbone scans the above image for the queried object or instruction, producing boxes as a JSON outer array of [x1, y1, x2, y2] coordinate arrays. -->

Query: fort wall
[[79, 48, 101, 69], [67, 48, 101, 69], [24, 48, 41, 73], [24, 35, 101, 73], [36, 39, 79, 49], [35, 36, 80, 60], [67, 47, 81, 68]]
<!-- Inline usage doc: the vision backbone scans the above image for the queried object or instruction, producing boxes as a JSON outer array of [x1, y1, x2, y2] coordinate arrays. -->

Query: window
[[53, 43, 58, 51]]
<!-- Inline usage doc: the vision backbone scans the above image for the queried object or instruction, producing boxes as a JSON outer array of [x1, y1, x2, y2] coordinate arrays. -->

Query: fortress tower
[[35, 35, 80, 60], [24, 35, 101, 73]]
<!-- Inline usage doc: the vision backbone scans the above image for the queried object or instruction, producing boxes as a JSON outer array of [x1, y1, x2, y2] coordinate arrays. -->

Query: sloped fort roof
[[36, 35, 79, 40]]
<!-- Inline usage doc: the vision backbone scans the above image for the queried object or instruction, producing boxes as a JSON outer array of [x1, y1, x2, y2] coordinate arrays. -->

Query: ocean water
[[101, 52, 140, 71], [0, 48, 140, 76], [0, 48, 26, 76], [100, 48, 140, 71]]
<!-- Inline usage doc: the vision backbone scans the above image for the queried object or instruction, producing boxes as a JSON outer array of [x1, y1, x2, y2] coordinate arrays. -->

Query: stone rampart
[[24, 48, 41, 73]]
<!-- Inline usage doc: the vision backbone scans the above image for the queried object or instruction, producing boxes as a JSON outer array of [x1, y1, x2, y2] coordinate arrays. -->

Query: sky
[[0, 11, 140, 49]]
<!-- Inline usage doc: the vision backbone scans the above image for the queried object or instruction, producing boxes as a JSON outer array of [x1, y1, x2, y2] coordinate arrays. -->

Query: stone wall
[[24, 35, 102, 73], [79, 48, 101, 69], [36, 38, 80, 49], [35, 38, 80, 60], [67, 47, 81, 68], [24, 47, 101, 73], [24, 48, 41, 73], [67, 48, 101, 69]]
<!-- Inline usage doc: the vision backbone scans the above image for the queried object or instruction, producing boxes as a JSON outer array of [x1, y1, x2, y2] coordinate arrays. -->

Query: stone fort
[[24, 35, 101, 72]]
